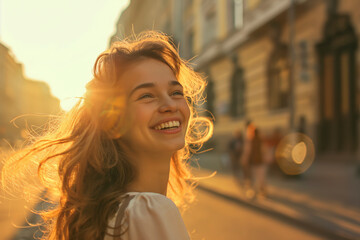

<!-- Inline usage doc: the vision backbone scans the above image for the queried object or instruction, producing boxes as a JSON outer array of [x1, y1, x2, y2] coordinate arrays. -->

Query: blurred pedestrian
[[264, 128, 282, 165], [240, 120, 255, 194], [228, 129, 243, 181], [1, 31, 213, 240], [264, 128, 283, 176], [249, 128, 267, 199]]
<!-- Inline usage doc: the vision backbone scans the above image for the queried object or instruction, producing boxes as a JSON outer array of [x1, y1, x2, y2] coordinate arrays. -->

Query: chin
[[163, 141, 186, 153]]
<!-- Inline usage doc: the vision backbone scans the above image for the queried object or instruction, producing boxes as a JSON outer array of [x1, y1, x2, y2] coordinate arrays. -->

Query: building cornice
[[193, 0, 307, 70]]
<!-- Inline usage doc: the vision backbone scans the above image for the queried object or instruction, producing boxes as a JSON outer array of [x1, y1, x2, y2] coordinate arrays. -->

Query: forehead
[[119, 58, 176, 90]]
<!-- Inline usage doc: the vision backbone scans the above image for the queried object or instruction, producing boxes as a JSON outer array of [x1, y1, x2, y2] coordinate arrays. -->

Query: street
[[183, 189, 324, 240]]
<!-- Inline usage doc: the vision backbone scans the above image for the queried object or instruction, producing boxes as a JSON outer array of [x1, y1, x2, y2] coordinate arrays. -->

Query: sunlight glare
[[1, 0, 130, 109], [60, 97, 81, 112]]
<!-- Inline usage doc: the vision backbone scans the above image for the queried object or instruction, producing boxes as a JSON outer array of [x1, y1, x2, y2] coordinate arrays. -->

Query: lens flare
[[275, 133, 315, 175], [100, 95, 129, 138], [291, 141, 307, 164]]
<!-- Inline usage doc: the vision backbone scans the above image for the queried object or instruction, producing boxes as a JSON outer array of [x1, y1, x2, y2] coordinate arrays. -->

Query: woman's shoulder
[[106, 192, 189, 240], [108, 192, 178, 225], [124, 192, 179, 215]]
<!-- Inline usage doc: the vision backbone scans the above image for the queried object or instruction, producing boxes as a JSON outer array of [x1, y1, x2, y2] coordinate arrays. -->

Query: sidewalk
[[193, 152, 360, 240]]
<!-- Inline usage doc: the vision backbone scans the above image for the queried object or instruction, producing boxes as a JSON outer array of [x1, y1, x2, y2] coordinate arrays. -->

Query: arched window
[[267, 41, 289, 110], [230, 57, 245, 118]]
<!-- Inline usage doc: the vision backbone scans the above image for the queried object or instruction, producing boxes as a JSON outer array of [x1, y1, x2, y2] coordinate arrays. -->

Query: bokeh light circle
[[275, 133, 315, 175]]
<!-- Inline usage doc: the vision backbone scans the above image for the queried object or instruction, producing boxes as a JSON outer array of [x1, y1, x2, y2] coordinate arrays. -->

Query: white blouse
[[104, 192, 190, 240]]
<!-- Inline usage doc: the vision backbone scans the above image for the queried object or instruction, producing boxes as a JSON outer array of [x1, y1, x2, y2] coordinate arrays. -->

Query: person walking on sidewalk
[[240, 120, 255, 194], [228, 129, 243, 181], [264, 128, 283, 176], [249, 128, 268, 199], [1, 31, 213, 240]]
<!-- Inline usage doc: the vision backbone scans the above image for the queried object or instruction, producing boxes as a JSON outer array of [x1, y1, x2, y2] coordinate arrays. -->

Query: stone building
[[109, 0, 184, 48], [0, 43, 26, 142], [191, 0, 359, 158], [0, 42, 60, 144], [111, 0, 360, 158]]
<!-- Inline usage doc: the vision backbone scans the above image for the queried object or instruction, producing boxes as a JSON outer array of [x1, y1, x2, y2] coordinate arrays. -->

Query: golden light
[[291, 141, 307, 164], [60, 98, 81, 112]]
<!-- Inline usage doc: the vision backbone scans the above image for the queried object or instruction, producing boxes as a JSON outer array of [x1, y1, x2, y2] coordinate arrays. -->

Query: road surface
[[183, 189, 324, 240]]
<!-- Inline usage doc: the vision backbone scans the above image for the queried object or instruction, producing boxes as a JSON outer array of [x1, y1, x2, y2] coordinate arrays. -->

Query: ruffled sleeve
[[108, 192, 190, 240]]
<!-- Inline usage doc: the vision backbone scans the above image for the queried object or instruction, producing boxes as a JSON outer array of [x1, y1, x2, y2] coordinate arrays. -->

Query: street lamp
[[288, 0, 296, 132]]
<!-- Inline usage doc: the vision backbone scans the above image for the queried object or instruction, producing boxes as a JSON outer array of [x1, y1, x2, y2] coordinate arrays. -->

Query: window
[[205, 76, 215, 118], [268, 44, 290, 110], [230, 66, 245, 117], [234, 0, 244, 29], [202, 0, 217, 47], [186, 29, 194, 59], [228, 0, 244, 32]]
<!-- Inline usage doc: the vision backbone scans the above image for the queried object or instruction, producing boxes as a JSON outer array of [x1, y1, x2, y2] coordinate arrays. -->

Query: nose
[[159, 96, 177, 113]]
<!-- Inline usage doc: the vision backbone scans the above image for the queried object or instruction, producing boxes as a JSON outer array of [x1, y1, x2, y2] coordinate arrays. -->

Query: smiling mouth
[[154, 120, 181, 130]]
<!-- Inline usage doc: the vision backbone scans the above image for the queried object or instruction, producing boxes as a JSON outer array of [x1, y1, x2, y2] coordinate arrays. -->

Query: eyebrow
[[129, 80, 183, 96], [169, 80, 183, 88]]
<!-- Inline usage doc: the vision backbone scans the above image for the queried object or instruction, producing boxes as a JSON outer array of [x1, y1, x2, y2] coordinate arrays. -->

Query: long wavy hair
[[1, 31, 213, 240]]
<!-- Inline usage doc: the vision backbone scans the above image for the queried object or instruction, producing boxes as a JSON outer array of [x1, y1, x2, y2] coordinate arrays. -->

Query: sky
[[0, 0, 130, 110]]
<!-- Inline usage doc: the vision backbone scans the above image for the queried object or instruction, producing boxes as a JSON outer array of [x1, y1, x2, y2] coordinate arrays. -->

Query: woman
[[1, 31, 213, 239]]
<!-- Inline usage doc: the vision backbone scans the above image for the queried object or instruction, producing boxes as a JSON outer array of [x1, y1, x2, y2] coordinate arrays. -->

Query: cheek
[[130, 105, 153, 129], [121, 106, 152, 145]]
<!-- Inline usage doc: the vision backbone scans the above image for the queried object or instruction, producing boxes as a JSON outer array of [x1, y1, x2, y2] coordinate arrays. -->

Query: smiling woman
[[1, 31, 213, 240]]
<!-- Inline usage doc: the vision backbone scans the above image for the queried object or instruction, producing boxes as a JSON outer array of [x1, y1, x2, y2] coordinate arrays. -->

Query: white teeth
[[154, 121, 180, 130]]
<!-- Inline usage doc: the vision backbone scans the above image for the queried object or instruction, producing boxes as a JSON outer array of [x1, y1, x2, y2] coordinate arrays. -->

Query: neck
[[126, 151, 172, 196]]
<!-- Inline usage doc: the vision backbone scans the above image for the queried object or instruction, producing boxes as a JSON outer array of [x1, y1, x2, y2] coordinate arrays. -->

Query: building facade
[[111, 0, 360, 158], [109, 0, 184, 48], [0, 43, 60, 144]]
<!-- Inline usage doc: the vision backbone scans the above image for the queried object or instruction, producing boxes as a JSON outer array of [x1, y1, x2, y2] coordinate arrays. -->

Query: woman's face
[[117, 58, 190, 156]]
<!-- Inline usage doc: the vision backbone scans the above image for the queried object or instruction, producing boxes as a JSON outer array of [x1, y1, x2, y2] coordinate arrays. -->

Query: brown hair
[[1, 31, 213, 240]]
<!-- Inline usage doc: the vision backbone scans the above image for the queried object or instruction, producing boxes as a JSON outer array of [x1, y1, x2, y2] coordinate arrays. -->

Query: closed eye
[[138, 93, 154, 100], [171, 90, 184, 97]]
